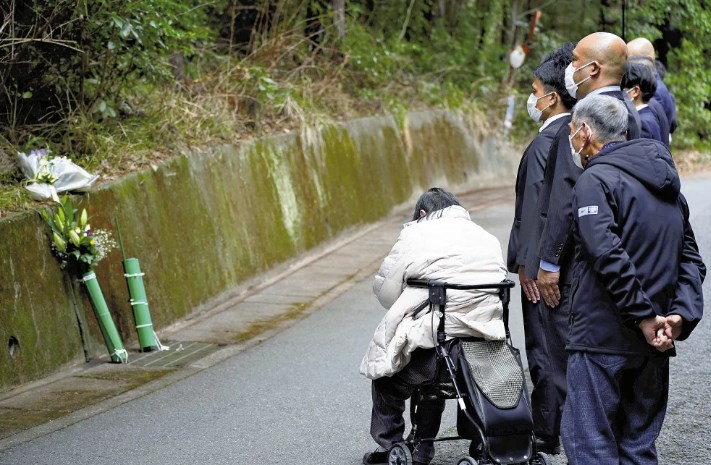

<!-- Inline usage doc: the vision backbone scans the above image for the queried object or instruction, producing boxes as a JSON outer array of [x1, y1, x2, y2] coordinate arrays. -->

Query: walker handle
[[406, 279, 516, 339], [406, 279, 515, 292]]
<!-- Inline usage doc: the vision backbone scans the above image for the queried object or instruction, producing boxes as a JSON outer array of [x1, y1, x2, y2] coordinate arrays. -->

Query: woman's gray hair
[[572, 95, 628, 144]]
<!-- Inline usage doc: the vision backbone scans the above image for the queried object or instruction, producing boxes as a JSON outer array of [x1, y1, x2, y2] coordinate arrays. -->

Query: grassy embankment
[[1, 23, 707, 216], [0, 35, 499, 215]]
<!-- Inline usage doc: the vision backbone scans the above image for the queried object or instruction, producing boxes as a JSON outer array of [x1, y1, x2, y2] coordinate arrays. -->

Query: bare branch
[[0, 38, 83, 54]]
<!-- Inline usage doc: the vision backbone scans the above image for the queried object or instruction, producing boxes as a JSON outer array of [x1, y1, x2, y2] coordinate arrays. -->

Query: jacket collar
[[587, 85, 623, 98], [404, 205, 470, 227], [540, 112, 570, 133]]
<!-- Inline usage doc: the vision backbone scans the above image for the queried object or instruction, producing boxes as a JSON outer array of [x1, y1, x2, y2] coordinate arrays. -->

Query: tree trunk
[[333, 0, 345, 40]]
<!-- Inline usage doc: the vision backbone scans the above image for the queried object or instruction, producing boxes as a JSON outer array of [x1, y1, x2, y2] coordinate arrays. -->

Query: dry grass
[[674, 150, 711, 176], [0, 149, 15, 180], [0, 29, 488, 218]]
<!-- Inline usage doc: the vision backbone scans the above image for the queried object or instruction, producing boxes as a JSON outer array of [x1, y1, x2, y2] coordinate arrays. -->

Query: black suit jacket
[[507, 116, 568, 273], [530, 89, 641, 283]]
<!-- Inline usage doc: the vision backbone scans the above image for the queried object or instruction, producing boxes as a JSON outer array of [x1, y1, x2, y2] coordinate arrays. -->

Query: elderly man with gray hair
[[563, 95, 705, 464]]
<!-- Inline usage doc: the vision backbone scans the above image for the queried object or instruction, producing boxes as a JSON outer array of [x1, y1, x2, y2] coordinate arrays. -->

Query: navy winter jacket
[[639, 106, 664, 145], [644, 100, 670, 147], [569, 139, 705, 355], [653, 78, 678, 134]]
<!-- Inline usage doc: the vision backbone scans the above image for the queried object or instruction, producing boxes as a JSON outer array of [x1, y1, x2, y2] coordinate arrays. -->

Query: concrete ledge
[[0, 109, 518, 390]]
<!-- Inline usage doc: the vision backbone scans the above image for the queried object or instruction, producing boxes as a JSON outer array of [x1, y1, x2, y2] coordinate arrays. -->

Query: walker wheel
[[532, 452, 551, 465], [456, 456, 478, 465], [388, 442, 413, 465]]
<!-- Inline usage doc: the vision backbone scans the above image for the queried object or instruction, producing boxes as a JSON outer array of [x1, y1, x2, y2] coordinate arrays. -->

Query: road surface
[[1, 175, 709, 465]]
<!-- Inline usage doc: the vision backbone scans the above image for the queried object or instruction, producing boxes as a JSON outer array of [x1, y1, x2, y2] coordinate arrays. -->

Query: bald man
[[627, 37, 655, 58], [627, 37, 678, 134], [562, 33, 641, 135]]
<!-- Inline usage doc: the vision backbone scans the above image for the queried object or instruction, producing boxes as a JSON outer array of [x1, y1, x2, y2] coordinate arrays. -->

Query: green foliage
[[1, 0, 210, 132], [340, 0, 510, 115], [614, 0, 711, 150], [665, 38, 711, 149], [631, 0, 711, 150], [342, 23, 413, 89]]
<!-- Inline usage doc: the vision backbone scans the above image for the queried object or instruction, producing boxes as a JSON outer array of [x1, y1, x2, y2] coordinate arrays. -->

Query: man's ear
[[583, 123, 593, 145], [589, 61, 601, 78], [632, 85, 641, 100], [549, 92, 559, 107]]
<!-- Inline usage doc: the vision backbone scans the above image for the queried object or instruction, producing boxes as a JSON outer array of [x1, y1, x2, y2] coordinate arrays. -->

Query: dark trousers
[[371, 348, 445, 463], [522, 293, 551, 437], [522, 286, 570, 439], [539, 284, 570, 437], [561, 351, 669, 465]]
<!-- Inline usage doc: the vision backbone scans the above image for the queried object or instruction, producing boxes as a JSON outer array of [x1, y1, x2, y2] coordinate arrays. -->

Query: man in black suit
[[626, 55, 671, 148], [507, 43, 575, 455]]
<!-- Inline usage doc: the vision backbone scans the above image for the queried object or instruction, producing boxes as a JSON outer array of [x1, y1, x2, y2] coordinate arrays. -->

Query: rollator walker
[[386, 279, 551, 465]]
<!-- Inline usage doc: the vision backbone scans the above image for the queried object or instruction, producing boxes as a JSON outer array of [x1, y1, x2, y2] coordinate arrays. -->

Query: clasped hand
[[639, 315, 684, 352]]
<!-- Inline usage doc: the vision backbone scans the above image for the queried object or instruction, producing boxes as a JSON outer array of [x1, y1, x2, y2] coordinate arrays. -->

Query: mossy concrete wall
[[0, 110, 518, 390]]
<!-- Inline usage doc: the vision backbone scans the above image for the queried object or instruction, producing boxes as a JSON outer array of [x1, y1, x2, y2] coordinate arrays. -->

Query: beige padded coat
[[360, 205, 508, 380]]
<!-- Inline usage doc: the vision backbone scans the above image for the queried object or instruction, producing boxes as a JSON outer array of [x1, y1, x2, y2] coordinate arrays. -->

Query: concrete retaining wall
[[0, 110, 518, 390]]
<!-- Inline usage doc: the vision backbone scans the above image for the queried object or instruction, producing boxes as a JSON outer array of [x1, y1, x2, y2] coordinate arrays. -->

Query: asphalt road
[[1, 175, 709, 465]]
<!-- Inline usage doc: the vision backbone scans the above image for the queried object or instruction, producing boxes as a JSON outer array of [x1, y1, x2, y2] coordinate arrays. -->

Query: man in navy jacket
[[622, 61, 670, 146], [628, 37, 678, 134], [507, 43, 575, 455], [563, 95, 705, 465]]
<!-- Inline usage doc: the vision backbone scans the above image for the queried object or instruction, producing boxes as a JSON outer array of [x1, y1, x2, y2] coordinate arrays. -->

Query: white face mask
[[569, 125, 585, 169], [564, 61, 594, 99], [526, 92, 554, 122]]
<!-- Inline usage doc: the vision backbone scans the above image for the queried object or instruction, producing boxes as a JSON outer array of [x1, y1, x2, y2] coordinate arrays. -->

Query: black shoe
[[362, 450, 388, 464], [535, 435, 561, 455]]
